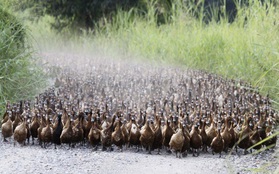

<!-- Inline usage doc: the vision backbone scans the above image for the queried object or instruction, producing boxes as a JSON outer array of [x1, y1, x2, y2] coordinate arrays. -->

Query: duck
[[84, 110, 93, 141], [41, 116, 53, 148], [249, 125, 262, 150], [101, 114, 110, 130], [72, 113, 84, 147], [170, 115, 179, 131], [149, 118, 156, 131], [52, 112, 63, 149], [1, 111, 13, 142], [37, 114, 46, 146], [190, 122, 202, 156], [12, 111, 22, 132], [265, 121, 277, 148], [128, 116, 141, 150], [111, 118, 125, 151], [13, 117, 28, 146], [140, 119, 155, 154], [88, 117, 101, 150], [100, 115, 116, 151], [205, 115, 217, 149], [62, 108, 68, 126], [30, 113, 40, 144], [238, 116, 253, 154], [181, 123, 191, 156], [121, 119, 129, 149], [152, 116, 163, 154], [228, 119, 238, 151], [1, 111, 9, 125], [200, 119, 208, 152], [81, 112, 88, 143], [162, 119, 175, 152], [221, 117, 232, 153], [126, 113, 133, 132], [169, 122, 185, 158], [26, 118, 31, 144], [137, 110, 146, 128], [60, 116, 74, 148], [211, 125, 224, 157], [257, 113, 267, 143]]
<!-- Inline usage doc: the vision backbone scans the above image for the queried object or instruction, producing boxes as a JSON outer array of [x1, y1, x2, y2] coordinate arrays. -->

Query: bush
[[4, 0, 179, 31], [0, 7, 46, 118], [5, 0, 143, 31]]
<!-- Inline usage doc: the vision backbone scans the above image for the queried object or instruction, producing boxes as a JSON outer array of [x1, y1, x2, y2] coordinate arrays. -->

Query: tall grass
[[0, 7, 46, 118]]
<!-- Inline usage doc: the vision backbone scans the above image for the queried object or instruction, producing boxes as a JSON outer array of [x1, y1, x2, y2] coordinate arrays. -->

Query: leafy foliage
[[6, 0, 175, 31], [0, 7, 46, 117], [7, 0, 139, 30], [4, 0, 278, 31]]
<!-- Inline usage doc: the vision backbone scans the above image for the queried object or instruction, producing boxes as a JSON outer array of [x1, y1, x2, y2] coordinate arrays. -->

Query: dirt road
[[0, 138, 278, 174]]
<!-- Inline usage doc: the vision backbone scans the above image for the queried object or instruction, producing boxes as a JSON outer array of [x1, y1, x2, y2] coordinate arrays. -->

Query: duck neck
[[58, 116, 62, 125], [217, 128, 221, 137], [229, 121, 234, 130], [224, 118, 229, 130], [166, 120, 170, 128], [46, 118, 50, 126], [109, 115, 116, 131], [34, 114, 38, 121], [146, 121, 151, 130], [22, 117, 27, 127], [194, 126, 199, 133], [69, 120, 72, 129], [202, 121, 206, 130], [118, 120, 122, 128], [157, 118, 161, 128]]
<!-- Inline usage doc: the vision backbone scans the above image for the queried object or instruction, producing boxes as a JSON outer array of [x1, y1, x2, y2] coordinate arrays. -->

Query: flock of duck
[[1, 60, 278, 158]]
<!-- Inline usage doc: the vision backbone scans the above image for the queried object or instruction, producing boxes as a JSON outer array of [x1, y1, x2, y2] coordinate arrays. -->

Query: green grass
[[0, 6, 47, 118]]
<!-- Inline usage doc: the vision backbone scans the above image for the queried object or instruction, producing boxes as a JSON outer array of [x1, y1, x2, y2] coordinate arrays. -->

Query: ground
[[0, 137, 278, 174]]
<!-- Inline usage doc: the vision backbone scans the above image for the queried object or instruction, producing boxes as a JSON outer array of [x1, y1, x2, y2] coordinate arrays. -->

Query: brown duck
[[152, 116, 163, 154], [128, 117, 141, 150], [60, 116, 74, 147], [13, 118, 28, 146], [41, 117, 53, 148], [211, 126, 224, 157], [140, 119, 155, 154], [190, 123, 202, 156], [1, 112, 13, 142], [162, 119, 175, 152], [30, 113, 40, 144], [221, 117, 232, 152], [238, 116, 253, 154], [112, 118, 125, 151], [88, 117, 101, 150], [169, 123, 185, 158]]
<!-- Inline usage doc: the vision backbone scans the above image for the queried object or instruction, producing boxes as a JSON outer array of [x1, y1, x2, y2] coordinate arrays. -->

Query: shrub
[[0, 7, 46, 118]]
